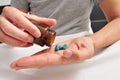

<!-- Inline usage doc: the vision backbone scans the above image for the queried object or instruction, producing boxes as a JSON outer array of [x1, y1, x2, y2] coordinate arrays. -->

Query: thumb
[[63, 49, 73, 58], [63, 43, 78, 58]]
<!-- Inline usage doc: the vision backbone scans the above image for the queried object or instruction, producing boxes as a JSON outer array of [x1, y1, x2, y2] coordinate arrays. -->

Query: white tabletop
[[0, 32, 120, 80]]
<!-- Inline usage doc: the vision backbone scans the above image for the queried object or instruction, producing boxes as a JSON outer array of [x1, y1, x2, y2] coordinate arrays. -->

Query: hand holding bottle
[[0, 6, 56, 47]]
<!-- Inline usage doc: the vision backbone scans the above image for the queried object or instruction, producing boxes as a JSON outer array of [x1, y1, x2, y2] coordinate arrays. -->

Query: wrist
[[88, 34, 103, 52]]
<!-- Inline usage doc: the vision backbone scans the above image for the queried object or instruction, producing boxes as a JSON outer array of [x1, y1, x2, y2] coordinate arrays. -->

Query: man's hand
[[0, 6, 56, 47], [10, 37, 94, 70]]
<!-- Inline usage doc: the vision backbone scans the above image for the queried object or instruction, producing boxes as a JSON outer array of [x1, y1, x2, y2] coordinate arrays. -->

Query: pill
[[55, 44, 60, 51], [55, 44, 67, 51], [62, 44, 67, 49]]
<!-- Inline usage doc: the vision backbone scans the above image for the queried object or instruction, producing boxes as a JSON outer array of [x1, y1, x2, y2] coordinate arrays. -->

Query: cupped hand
[[10, 37, 94, 70], [0, 6, 56, 47]]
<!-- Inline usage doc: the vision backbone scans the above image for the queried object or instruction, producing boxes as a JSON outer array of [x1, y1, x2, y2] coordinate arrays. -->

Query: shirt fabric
[[11, 0, 101, 36]]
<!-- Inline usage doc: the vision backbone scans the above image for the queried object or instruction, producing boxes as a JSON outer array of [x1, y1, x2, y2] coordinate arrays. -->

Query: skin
[[0, 7, 57, 47], [11, 37, 94, 69], [1, 0, 120, 70]]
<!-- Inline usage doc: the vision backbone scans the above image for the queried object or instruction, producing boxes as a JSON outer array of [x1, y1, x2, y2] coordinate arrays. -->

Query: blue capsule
[[55, 44, 68, 51], [55, 44, 60, 51], [58, 45, 63, 49], [62, 44, 67, 49]]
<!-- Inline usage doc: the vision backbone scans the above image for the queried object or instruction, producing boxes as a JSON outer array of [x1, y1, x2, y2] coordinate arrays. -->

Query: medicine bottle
[[34, 23, 56, 47]]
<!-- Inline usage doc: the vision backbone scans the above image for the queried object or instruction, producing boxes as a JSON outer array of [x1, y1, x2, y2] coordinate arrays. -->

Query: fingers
[[2, 7, 41, 38], [10, 52, 62, 70], [2, 7, 57, 38], [0, 16, 34, 43], [0, 29, 28, 47], [0, 6, 57, 47], [11, 56, 49, 70]]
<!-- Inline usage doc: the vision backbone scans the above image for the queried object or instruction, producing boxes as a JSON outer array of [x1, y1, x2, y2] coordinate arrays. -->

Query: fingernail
[[63, 51, 73, 58]]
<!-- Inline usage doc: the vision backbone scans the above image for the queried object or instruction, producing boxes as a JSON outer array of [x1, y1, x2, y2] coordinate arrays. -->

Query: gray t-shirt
[[11, 0, 101, 36]]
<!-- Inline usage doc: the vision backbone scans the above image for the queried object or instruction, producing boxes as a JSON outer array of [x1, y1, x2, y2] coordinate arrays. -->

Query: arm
[[90, 0, 120, 51], [10, 0, 120, 70]]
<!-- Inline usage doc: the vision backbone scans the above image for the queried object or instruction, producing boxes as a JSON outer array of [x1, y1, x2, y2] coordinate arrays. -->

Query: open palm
[[11, 37, 94, 70]]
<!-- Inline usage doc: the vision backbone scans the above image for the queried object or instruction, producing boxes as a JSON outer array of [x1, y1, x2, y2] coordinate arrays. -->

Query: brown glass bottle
[[34, 24, 56, 47]]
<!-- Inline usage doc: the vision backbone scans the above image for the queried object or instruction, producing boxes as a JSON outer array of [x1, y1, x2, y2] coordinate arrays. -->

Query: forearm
[[90, 18, 120, 51]]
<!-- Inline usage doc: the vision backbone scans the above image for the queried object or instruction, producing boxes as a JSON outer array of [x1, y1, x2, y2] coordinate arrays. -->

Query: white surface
[[0, 0, 11, 6], [0, 32, 120, 80]]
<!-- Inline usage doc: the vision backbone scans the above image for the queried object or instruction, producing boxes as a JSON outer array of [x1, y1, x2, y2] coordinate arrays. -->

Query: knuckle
[[2, 6, 11, 14], [22, 34, 30, 41], [31, 28, 37, 33], [14, 15, 22, 22], [21, 34, 33, 42]]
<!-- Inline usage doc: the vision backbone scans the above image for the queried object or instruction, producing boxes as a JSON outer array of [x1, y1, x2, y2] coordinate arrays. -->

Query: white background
[[0, 0, 11, 6]]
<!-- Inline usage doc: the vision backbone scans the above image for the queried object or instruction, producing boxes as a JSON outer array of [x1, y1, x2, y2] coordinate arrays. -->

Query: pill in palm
[[55, 44, 68, 51]]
